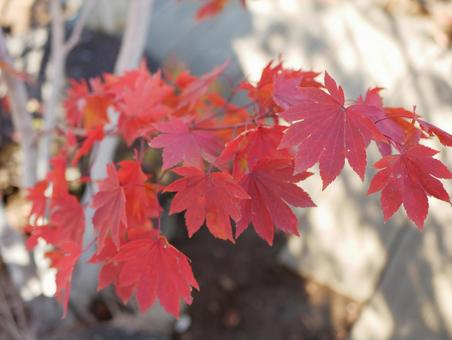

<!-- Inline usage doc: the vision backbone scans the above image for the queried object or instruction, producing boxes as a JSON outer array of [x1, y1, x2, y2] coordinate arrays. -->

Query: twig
[[37, 0, 66, 178], [0, 30, 37, 188], [63, 1, 94, 54]]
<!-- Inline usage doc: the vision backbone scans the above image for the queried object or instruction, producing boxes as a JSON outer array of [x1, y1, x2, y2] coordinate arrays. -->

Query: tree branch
[[63, 1, 94, 55], [0, 30, 37, 188], [37, 0, 66, 178]]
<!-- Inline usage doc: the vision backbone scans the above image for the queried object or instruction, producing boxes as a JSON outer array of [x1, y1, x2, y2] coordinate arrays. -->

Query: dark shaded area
[[172, 228, 357, 340], [47, 325, 165, 340]]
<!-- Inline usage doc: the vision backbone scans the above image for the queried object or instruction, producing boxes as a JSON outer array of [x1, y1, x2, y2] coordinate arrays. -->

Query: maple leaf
[[196, 0, 229, 20], [64, 78, 110, 129], [92, 164, 128, 249], [241, 61, 283, 113], [72, 127, 104, 165], [273, 70, 322, 111], [216, 125, 290, 177], [418, 119, 452, 147], [50, 192, 86, 245], [27, 180, 49, 220], [63, 79, 90, 127], [117, 70, 172, 145], [368, 143, 452, 229], [177, 62, 228, 110], [113, 230, 199, 317], [47, 153, 69, 197], [279, 72, 386, 189], [118, 159, 160, 226], [149, 118, 222, 170], [236, 158, 315, 245], [88, 237, 136, 302], [357, 88, 410, 155], [46, 242, 82, 316], [164, 167, 250, 241]]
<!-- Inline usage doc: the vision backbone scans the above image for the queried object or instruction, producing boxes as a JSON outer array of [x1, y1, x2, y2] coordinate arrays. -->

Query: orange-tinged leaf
[[216, 125, 289, 177], [118, 159, 160, 226]]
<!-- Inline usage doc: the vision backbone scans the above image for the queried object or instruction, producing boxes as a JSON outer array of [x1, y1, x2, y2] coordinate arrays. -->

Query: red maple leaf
[[26, 180, 49, 220], [150, 118, 222, 170], [113, 230, 199, 317], [117, 70, 172, 145], [118, 159, 160, 227], [216, 125, 290, 177], [92, 164, 128, 249], [237, 158, 315, 245], [64, 78, 110, 129], [196, 0, 229, 20], [357, 88, 412, 155], [368, 143, 452, 229], [177, 62, 228, 110], [88, 237, 135, 303], [164, 167, 250, 241], [72, 127, 104, 165], [279, 72, 385, 189], [272, 70, 322, 111], [418, 119, 452, 147], [46, 242, 82, 316], [50, 192, 86, 245]]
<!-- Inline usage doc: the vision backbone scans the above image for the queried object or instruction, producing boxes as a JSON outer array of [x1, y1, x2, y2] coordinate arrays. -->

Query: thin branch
[[37, 0, 66, 178], [63, 1, 94, 54], [0, 30, 37, 188]]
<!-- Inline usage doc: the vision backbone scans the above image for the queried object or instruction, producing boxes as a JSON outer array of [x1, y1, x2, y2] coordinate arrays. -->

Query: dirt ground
[[171, 226, 359, 340]]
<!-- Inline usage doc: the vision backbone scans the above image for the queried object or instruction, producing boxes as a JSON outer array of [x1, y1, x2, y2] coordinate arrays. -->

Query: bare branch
[[37, 0, 66, 178], [63, 1, 95, 54], [114, 0, 154, 74], [0, 30, 37, 188]]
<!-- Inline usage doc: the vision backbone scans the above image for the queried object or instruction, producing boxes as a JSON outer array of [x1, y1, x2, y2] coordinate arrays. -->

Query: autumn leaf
[[113, 229, 199, 317], [150, 118, 222, 170], [196, 0, 229, 20], [177, 62, 228, 110], [272, 69, 322, 111], [279, 72, 386, 189], [26, 180, 49, 220], [118, 159, 160, 227], [46, 242, 82, 317], [418, 119, 452, 147], [92, 164, 128, 249], [117, 70, 172, 145], [50, 192, 86, 245], [72, 127, 104, 165], [368, 143, 452, 229], [64, 78, 110, 129], [164, 167, 250, 241], [216, 125, 290, 177], [237, 158, 315, 245]]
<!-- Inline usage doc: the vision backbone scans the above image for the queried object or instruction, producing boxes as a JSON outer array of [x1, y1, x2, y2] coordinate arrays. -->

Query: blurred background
[[0, 0, 452, 339]]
